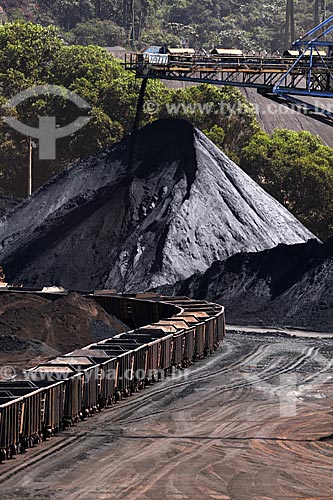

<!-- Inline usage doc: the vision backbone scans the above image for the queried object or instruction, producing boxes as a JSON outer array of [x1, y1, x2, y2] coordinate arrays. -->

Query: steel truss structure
[[125, 16, 333, 125]]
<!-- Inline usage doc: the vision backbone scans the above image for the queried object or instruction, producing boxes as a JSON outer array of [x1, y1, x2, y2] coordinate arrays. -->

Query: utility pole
[[131, 0, 135, 48], [0, 6, 4, 25], [315, 0, 320, 24], [315, 0, 327, 24], [28, 138, 37, 196], [290, 0, 295, 43], [28, 137, 33, 197], [123, 0, 129, 30], [95, 0, 101, 18], [284, 0, 295, 49]]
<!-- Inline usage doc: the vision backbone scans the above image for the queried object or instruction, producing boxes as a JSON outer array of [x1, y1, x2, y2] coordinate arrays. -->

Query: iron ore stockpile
[[0, 292, 225, 462], [0, 118, 332, 498], [160, 236, 333, 331], [0, 119, 314, 292], [0, 292, 128, 373]]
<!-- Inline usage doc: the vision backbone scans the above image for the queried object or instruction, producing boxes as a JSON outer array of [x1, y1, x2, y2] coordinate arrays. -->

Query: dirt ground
[[1, 330, 332, 500], [0, 293, 127, 375]]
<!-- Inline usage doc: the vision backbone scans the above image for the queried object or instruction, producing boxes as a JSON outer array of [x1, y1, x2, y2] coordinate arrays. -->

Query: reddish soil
[[0, 292, 127, 374], [0, 330, 332, 500]]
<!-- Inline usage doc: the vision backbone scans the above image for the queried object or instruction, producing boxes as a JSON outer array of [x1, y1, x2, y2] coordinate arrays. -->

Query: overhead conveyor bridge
[[125, 16, 333, 126]]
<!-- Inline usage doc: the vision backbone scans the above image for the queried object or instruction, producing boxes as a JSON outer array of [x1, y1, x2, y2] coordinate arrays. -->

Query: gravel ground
[[1, 331, 332, 500]]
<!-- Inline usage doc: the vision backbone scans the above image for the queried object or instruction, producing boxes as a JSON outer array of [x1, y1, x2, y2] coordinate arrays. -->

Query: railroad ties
[[0, 291, 225, 463]]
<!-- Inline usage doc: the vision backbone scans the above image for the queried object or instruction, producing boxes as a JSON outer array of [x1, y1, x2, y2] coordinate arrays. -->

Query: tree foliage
[[0, 21, 333, 239], [66, 19, 126, 46], [0, 22, 257, 197], [240, 129, 333, 239], [157, 84, 259, 160], [2, 0, 332, 50]]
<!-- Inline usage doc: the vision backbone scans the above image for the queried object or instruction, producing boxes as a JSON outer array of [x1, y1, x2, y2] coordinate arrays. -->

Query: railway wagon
[[125, 328, 174, 377], [209, 48, 245, 66], [71, 340, 149, 396], [0, 379, 67, 459], [0, 382, 44, 449], [98, 355, 117, 406], [164, 299, 226, 346], [143, 325, 186, 369], [45, 358, 100, 417], [0, 293, 225, 462], [173, 315, 206, 359], [63, 348, 119, 407], [90, 294, 180, 328], [80, 343, 144, 396], [42, 381, 65, 434], [94, 345, 136, 397], [28, 367, 83, 426], [0, 399, 21, 460], [283, 49, 327, 58], [179, 311, 216, 353], [110, 333, 162, 387], [153, 319, 196, 367], [96, 348, 133, 399], [139, 46, 196, 68], [99, 334, 172, 384], [138, 325, 181, 368]]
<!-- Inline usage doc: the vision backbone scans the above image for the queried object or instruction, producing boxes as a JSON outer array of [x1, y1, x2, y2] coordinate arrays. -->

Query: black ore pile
[[0, 196, 21, 217], [160, 238, 333, 332], [0, 119, 314, 291], [0, 292, 126, 352]]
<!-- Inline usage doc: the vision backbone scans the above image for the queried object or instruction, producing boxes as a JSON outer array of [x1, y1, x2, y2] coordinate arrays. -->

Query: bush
[[240, 129, 333, 239], [67, 19, 126, 47]]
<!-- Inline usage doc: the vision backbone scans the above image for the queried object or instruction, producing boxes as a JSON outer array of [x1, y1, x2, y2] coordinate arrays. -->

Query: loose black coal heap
[[163, 237, 333, 331], [0, 196, 20, 217], [0, 119, 314, 291]]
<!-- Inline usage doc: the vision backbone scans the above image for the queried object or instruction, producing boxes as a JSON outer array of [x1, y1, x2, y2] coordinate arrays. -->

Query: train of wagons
[[0, 290, 225, 463], [138, 45, 329, 68]]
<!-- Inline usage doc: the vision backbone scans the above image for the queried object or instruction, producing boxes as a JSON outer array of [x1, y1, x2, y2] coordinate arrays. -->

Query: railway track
[[117, 344, 321, 424], [0, 291, 225, 466], [1, 332, 332, 500], [1, 290, 331, 499], [0, 435, 87, 482], [0, 341, 264, 480]]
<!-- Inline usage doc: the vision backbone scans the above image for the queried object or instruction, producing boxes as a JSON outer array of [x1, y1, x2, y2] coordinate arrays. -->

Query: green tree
[[67, 19, 126, 46], [48, 0, 95, 30], [2, 0, 331, 50], [0, 22, 262, 196], [204, 124, 225, 150], [240, 129, 333, 239], [0, 23, 127, 195], [2, 20, 333, 241], [0, 22, 63, 95], [158, 84, 259, 160]]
